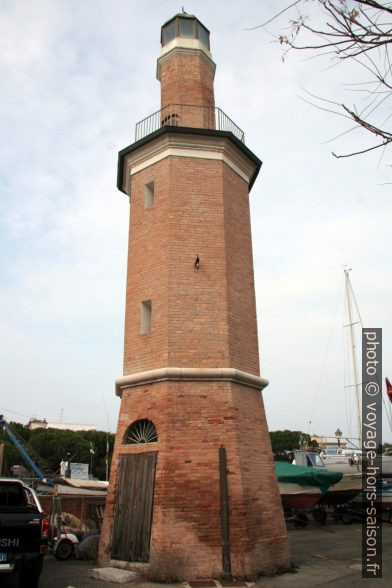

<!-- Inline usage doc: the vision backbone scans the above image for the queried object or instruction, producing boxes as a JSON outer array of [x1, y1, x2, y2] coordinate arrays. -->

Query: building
[[27, 419, 48, 430], [99, 12, 290, 579], [311, 434, 349, 451], [27, 418, 95, 432], [46, 422, 95, 432]]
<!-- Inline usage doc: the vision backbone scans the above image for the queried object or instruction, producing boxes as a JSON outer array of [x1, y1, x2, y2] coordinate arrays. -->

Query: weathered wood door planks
[[111, 452, 157, 562]]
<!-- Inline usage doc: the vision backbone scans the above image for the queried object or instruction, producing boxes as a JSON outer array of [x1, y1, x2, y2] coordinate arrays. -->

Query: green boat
[[275, 461, 342, 509]]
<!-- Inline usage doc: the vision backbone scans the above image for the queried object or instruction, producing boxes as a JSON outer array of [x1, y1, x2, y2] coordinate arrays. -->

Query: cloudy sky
[[1, 0, 391, 444]]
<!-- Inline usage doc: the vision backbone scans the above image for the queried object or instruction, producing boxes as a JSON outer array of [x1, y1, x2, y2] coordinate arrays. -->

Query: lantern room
[[161, 12, 210, 50]]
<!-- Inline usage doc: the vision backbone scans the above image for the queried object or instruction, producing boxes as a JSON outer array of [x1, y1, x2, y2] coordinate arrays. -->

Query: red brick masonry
[[99, 22, 290, 579], [122, 157, 260, 376], [99, 381, 290, 578]]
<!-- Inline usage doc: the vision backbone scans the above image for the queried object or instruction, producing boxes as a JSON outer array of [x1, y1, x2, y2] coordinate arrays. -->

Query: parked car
[[0, 478, 49, 587]]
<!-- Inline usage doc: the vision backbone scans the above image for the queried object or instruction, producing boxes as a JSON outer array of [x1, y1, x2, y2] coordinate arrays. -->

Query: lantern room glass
[[162, 19, 176, 45], [161, 16, 210, 50], [197, 23, 209, 48], [179, 17, 194, 37]]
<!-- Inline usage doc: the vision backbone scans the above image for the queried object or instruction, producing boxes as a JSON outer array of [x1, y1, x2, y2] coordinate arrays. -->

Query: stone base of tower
[[99, 377, 290, 580]]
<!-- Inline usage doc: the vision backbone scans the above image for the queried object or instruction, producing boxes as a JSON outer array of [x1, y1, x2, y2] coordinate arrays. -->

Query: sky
[[1, 0, 391, 444]]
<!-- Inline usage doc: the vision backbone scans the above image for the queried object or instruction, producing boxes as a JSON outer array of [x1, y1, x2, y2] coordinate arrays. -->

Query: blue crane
[[0, 415, 54, 485]]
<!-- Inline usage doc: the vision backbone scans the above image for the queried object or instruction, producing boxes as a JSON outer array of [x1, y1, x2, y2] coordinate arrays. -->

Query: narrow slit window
[[144, 181, 154, 209], [141, 299, 152, 334]]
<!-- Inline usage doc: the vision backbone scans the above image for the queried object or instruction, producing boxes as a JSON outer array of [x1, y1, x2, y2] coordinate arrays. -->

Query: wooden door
[[111, 452, 157, 562]]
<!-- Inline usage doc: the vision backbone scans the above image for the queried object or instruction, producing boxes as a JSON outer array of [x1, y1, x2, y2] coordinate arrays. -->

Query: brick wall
[[101, 39, 290, 577], [99, 380, 290, 578], [160, 52, 215, 128], [123, 155, 259, 376]]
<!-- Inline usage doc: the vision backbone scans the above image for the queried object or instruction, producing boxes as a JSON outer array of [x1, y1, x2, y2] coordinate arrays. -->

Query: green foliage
[[1, 421, 115, 480], [269, 429, 318, 461], [1, 421, 32, 471]]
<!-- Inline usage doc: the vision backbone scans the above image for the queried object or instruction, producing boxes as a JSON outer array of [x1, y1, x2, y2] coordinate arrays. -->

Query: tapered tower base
[[99, 373, 290, 579]]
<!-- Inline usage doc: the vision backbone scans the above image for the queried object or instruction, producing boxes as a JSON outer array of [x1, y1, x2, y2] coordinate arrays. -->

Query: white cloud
[[0, 0, 390, 442], [0, 0, 58, 73]]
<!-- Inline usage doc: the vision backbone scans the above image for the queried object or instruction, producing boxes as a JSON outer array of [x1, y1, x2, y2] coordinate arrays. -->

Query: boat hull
[[322, 455, 392, 480], [351, 483, 392, 510], [381, 455, 392, 480], [279, 482, 321, 509], [321, 456, 362, 475], [321, 472, 363, 505], [379, 490, 392, 509]]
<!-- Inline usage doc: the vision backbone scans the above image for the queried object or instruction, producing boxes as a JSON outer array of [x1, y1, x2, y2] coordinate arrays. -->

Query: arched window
[[123, 419, 158, 445]]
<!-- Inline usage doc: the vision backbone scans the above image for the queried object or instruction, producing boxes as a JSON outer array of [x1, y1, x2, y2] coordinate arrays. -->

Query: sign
[[70, 462, 89, 480]]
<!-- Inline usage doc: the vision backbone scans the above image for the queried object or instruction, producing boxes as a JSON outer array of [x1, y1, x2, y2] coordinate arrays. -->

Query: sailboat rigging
[[343, 268, 362, 447]]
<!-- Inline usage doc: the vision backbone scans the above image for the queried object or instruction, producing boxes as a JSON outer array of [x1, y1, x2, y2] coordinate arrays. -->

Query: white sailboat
[[290, 268, 391, 505], [341, 268, 392, 479]]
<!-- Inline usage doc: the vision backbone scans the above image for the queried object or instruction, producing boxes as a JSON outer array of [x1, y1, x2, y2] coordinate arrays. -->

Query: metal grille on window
[[124, 419, 158, 444], [161, 113, 179, 127]]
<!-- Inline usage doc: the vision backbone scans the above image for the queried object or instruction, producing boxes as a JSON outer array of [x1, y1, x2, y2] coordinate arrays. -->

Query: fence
[[135, 104, 245, 143]]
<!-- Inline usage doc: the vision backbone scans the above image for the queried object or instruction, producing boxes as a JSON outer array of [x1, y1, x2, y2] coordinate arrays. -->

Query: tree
[[250, 1, 392, 159], [1, 422, 115, 480], [269, 429, 318, 460], [1, 421, 32, 472]]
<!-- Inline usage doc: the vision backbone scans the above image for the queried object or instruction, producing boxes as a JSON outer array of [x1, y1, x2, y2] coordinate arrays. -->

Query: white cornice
[[122, 132, 257, 195], [115, 367, 268, 397]]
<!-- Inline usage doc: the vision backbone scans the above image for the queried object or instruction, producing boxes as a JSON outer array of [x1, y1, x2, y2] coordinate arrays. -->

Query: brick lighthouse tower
[[99, 13, 290, 579]]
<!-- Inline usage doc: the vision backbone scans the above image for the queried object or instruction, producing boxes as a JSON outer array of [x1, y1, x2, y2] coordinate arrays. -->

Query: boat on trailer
[[293, 449, 362, 505], [275, 461, 342, 509], [307, 270, 392, 482], [351, 479, 392, 511]]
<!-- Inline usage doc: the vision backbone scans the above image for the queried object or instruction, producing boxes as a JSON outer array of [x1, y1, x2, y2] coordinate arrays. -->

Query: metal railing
[[135, 104, 245, 143]]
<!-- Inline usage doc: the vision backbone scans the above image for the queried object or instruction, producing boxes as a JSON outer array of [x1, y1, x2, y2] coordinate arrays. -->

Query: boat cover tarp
[[275, 461, 343, 494]]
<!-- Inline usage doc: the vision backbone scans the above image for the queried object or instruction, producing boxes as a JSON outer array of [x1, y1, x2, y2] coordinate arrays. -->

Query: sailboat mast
[[344, 269, 362, 446]]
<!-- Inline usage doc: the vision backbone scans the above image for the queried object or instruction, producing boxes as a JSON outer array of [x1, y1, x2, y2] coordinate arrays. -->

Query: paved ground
[[1, 519, 391, 587], [261, 518, 391, 587]]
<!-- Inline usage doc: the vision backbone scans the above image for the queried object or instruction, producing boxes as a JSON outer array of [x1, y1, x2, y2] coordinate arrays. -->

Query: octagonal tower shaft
[[99, 13, 290, 580], [157, 13, 215, 128], [122, 150, 261, 376]]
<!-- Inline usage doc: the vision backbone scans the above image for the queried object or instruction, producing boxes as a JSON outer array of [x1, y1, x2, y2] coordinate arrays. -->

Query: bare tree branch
[[332, 140, 389, 157], [244, 1, 303, 30], [253, 0, 392, 160]]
